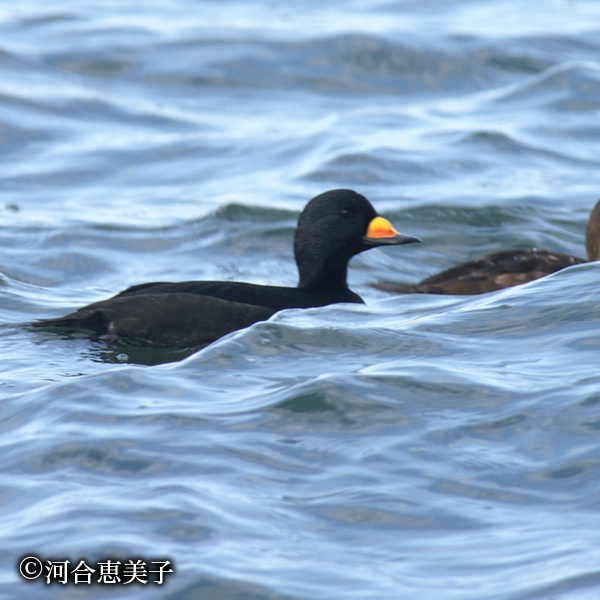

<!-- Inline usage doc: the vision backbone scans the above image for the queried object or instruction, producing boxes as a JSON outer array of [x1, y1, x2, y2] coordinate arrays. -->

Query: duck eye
[[340, 209, 353, 218]]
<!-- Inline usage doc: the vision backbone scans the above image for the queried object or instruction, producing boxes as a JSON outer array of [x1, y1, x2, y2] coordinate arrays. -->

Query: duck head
[[294, 189, 420, 290]]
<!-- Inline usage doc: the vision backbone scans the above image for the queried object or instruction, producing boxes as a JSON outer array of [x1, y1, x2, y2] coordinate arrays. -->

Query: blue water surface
[[1, 1, 600, 598]]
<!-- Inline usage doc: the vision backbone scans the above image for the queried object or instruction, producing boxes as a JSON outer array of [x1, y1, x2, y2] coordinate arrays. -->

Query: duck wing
[[32, 293, 276, 347]]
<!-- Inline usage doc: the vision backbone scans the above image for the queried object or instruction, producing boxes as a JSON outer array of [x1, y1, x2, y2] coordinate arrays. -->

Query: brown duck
[[373, 199, 600, 296]]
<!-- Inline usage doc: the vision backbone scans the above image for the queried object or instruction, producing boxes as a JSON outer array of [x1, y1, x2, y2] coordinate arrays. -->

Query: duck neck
[[586, 199, 600, 261], [297, 260, 349, 291]]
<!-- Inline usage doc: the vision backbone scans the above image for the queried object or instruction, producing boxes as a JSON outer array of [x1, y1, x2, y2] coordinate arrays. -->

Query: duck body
[[374, 199, 600, 296], [376, 248, 586, 296], [33, 190, 420, 347], [37, 293, 278, 348]]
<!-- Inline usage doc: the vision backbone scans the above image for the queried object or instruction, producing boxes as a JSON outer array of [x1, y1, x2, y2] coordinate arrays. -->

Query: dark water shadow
[[30, 325, 201, 366]]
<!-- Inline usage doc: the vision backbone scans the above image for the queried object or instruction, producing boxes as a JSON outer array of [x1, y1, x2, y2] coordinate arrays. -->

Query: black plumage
[[33, 189, 420, 347]]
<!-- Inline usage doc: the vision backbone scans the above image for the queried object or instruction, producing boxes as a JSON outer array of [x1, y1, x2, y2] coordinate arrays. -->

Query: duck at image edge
[[372, 199, 600, 296]]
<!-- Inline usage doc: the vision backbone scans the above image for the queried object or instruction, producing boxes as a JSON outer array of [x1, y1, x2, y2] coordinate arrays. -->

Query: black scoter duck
[[372, 199, 600, 296], [33, 189, 421, 347]]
